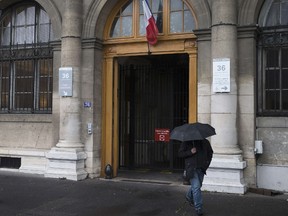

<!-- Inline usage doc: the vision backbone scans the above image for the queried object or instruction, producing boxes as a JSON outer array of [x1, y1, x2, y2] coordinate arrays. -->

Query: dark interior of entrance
[[118, 54, 188, 171]]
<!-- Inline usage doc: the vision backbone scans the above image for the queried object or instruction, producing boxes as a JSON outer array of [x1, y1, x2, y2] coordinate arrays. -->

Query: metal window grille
[[257, 28, 288, 116], [0, 3, 53, 114], [0, 44, 53, 113], [0, 157, 21, 169]]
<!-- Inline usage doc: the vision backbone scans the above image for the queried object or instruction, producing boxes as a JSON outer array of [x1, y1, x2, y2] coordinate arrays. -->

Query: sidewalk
[[0, 170, 287, 216]]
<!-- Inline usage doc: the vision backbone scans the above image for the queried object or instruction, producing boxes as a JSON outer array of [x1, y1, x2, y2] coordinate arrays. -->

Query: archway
[[101, 0, 198, 177]]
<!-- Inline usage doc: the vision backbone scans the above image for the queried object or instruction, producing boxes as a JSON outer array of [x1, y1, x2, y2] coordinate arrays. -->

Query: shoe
[[185, 197, 194, 207], [195, 208, 204, 216]]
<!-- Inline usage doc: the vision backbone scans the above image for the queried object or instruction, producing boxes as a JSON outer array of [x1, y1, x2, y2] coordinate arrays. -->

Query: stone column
[[45, 0, 87, 181], [202, 0, 247, 194]]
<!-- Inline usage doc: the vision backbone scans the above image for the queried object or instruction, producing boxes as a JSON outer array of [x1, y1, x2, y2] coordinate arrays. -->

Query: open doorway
[[118, 54, 189, 171]]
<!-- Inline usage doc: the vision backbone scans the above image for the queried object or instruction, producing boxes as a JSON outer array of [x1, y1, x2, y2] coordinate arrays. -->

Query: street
[[0, 171, 287, 216]]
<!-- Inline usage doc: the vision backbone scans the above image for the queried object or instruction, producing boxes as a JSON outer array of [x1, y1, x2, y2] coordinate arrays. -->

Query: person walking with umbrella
[[170, 122, 215, 216]]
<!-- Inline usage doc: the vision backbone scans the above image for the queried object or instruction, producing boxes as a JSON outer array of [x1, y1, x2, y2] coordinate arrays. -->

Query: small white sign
[[59, 67, 73, 96], [213, 58, 230, 93]]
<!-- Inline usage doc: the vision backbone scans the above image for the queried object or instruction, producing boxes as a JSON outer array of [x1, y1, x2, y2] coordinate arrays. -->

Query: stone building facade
[[0, 0, 287, 194]]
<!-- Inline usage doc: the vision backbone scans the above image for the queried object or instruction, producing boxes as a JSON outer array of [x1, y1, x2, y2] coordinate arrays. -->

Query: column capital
[[193, 28, 211, 42], [237, 25, 259, 39]]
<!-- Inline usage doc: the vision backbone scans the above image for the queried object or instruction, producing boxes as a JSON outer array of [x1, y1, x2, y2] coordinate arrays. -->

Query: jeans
[[186, 168, 204, 211]]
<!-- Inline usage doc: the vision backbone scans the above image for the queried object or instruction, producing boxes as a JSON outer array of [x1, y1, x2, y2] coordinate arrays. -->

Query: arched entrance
[[101, 0, 198, 177]]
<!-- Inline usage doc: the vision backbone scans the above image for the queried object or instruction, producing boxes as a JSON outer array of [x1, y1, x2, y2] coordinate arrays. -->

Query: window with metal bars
[[0, 157, 21, 169], [257, 0, 288, 116], [0, 2, 53, 113], [257, 31, 288, 115]]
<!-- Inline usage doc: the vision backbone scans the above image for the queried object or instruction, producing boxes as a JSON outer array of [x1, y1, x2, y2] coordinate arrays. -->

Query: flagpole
[[147, 42, 151, 55], [143, 0, 158, 54]]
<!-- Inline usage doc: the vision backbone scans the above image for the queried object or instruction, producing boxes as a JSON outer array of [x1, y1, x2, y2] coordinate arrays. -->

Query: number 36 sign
[[212, 58, 230, 93], [59, 67, 73, 96]]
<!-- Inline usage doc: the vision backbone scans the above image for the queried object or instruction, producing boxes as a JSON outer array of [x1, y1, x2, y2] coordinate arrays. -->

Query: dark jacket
[[178, 139, 213, 178]]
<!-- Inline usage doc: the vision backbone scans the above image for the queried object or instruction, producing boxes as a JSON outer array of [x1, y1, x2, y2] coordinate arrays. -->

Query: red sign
[[154, 128, 170, 142]]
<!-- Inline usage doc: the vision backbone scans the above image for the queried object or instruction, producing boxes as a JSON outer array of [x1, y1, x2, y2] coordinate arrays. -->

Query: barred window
[[0, 3, 53, 113], [257, 0, 288, 116]]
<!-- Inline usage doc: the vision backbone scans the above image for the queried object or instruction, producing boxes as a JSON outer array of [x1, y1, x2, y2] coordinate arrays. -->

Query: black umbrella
[[170, 122, 216, 142]]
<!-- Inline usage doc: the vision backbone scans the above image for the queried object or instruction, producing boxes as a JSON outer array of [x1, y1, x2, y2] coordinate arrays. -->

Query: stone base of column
[[202, 154, 247, 194], [45, 147, 87, 181]]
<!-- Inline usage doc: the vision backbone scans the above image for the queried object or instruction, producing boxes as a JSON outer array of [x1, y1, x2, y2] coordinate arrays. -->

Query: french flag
[[142, 0, 159, 46]]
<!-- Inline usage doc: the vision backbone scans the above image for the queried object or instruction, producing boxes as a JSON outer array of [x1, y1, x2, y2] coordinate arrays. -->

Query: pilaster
[[207, 0, 247, 194], [45, 0, 87, 181]]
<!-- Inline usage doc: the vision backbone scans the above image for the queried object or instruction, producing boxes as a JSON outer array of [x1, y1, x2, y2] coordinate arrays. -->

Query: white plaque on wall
[[212, 58, 230, 93], [59, 67, 73, 96]]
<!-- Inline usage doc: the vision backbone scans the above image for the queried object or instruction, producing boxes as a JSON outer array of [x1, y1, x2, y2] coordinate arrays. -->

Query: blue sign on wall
[[84, 101, 92, 108]]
